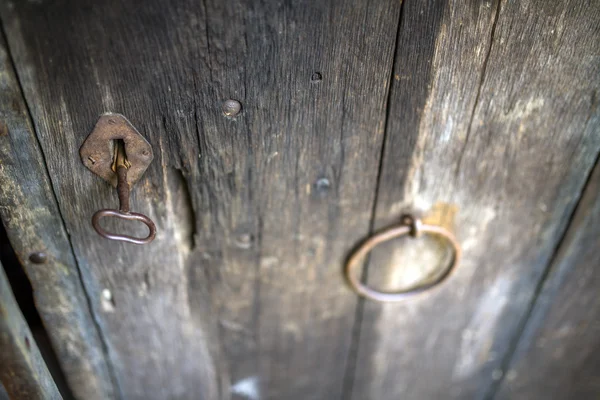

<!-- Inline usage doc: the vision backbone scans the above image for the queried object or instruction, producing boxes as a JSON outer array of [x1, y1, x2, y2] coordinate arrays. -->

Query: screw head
[[313, 177, 331, 198], [235, 233, 253, 249], [314, 177, 330, 190], [29, 252, 48, 264], [222, 100, 242, 117]]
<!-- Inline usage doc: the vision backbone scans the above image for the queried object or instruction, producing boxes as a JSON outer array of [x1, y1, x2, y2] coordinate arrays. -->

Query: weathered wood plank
[[0, 384, 8, 400], [493, 158, 600, 399], [0, 262, 62, 400], [1, 1, 401, 398], [0, 30, 116, 400], [351, 1, 600, 399]]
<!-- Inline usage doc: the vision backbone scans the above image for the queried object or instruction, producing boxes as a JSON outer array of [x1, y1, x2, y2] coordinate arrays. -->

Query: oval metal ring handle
[[92, 209, 157, 245], [345, 216, 461, 302]]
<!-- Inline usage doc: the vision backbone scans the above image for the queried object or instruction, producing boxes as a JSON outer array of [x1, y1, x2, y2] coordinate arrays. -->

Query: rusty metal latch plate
[[80, 113, 153, 187]]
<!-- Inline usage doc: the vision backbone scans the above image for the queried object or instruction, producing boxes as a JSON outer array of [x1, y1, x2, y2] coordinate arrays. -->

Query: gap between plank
[[339, 0, 406, 398], [0, 21, 124, 400], [482, 148, 600, 400], [0, 217, 75, 399], [454, 0, 502, 179]]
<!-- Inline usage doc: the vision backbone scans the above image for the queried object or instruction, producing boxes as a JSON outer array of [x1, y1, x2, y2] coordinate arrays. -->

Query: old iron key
[[81, 114, 156, 245]]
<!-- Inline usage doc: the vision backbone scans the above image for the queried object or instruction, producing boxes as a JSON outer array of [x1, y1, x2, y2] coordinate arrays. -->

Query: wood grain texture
[[0, 384, 8, 400], [0, 32, 116, 400], [0, 262, 62, 400], [493, 158, 600, 399], [1, 0, 401, 398], [351, 1, 600, 399]]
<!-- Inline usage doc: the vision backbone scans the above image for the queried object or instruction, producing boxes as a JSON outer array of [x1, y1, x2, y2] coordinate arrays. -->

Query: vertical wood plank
[[351, 1, 600, 399], [1, 1, 401, 398], [493, 158, 600, 399], [0, 262, 63, 400], [0, 31, 116, 400]]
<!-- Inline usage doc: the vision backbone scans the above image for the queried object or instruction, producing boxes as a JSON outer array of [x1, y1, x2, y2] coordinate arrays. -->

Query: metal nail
[[222, 100, 242, 117], [29, 252, 48, 264]]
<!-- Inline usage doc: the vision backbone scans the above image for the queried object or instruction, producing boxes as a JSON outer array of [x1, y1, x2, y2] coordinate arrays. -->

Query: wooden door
[[0, 1, 598, 399]]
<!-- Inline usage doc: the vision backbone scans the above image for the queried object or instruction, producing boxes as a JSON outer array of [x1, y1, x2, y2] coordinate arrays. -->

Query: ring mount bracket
[[345, 215, 461, 302]]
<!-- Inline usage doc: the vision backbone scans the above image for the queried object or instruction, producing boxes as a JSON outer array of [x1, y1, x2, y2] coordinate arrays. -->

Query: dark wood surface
[[0, 262, 62, 400], [0, 0, 599, 399], [0, 32, 116, 400], [494, 159, 600, 399], [0, 1, 401, 399], [351, 1, 600, 399]]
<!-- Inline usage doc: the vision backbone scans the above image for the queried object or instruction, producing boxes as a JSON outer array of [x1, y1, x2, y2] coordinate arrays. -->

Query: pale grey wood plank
[[0, 30, 116, 400], [494, 158, 600, 399], [351, 1, 600, 399], [0, 262, 63, 400]]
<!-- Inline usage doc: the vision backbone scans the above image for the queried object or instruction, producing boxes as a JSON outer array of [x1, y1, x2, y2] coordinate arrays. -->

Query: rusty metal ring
[[345, 217, 460, 302], [92, 209, 157, 245]]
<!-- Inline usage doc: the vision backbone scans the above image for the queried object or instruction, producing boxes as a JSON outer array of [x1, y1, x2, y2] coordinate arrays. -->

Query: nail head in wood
[[28, 252, 47, 264], [235, 233, 253, 249], [222, 100, 242, 117]]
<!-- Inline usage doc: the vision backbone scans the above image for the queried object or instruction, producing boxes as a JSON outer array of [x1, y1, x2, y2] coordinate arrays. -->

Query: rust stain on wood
[[421, 202, 459, 233]]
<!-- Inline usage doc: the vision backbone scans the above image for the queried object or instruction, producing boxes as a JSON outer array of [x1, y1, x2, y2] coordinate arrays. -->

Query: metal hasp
[[80, 113, 156, 244]]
